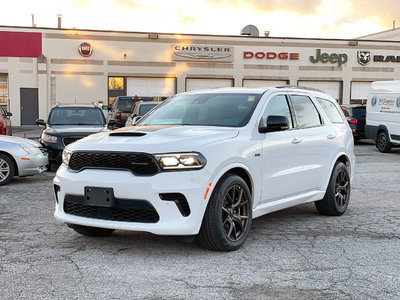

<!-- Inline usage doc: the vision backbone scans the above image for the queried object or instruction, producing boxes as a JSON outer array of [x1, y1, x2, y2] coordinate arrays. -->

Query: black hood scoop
[[109, 132, 147, 137]]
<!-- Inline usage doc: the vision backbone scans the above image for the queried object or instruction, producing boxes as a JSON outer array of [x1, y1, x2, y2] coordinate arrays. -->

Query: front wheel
[[0, 153, 15, 186], [197, 174, 252, 251], [315, 162, 350, 216], [68, 224, 115, 237], [376, 131, 392, 153]]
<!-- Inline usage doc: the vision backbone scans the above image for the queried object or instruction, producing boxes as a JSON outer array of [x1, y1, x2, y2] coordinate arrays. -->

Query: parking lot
[[0, 141, 399, 299]]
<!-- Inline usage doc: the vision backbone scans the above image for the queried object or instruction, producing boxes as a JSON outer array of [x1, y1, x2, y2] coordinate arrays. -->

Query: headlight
[[20, 143, 41, 155], [154, 152, 206, 170], [41, 133, 58, 143], [62, 149, 72, 167]]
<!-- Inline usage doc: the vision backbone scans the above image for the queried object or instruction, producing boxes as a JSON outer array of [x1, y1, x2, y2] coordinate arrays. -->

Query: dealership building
[[1, 25, 400, 125]]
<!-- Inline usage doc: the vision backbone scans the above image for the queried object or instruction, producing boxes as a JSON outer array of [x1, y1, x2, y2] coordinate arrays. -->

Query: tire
[[197, 174, 252, 251], [68, 224, 115, 237], [376, 131, 392, 153], [0, 153, 15, 186], [315, 162, 350, 216]]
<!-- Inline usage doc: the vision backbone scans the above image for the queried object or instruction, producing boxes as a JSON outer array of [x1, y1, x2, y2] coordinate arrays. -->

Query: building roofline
[[1, 24, 400, 44], [357, 27, 400, 39]]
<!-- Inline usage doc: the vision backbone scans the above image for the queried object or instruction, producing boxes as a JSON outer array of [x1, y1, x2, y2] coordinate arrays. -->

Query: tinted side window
[[291, 95, 321, 128], [262, 95, 293, 128], [317, 97, 344, 123]]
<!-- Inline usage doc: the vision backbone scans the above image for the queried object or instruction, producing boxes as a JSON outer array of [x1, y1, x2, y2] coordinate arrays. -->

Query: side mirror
[[108, 119, 117, 127], [101, 105, 109, 110], [259, 115, 289, 133], [132, 116, 142, 125], [36, 119, 46, 126], [5, 112, 12, 117]]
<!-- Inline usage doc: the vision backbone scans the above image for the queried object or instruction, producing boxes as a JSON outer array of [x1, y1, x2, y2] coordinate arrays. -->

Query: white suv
[[54, 87, 355, 251]]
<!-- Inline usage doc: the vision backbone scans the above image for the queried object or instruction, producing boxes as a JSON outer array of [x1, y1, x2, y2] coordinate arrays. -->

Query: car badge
[[357, 51, 371, 66]]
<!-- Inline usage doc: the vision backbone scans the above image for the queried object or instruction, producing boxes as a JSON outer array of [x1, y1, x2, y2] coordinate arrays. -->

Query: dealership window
[[0, 74, 8, 112], [108, 77, 124, 90], [108, 76, 127, 106]]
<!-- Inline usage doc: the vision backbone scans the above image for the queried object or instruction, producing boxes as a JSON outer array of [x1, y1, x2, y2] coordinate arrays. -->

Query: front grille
[[64, 196, 160, 223], [69, 151, 159, 175], [63, 137, 82, 146]]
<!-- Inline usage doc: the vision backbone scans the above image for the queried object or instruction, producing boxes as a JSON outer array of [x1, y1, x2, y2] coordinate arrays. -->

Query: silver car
[[0, 136, 48, 185]]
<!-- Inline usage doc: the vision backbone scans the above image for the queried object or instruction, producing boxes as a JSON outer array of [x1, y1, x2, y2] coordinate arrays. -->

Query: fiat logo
[[78, 42, 93, 57]]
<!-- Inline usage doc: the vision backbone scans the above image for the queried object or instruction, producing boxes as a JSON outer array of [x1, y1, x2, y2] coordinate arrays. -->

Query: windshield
[[138, 93, 262, 127], [138, 104, 158, 116], [117, 98, 136, 110], [48, 107, 106, 125]]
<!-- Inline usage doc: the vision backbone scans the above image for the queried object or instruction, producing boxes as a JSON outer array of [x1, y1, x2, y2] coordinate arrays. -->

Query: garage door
[[243, 79, 288, 87], [186, 78, 233, 92], [298, 81, 341, 102], [351, 82, 372, 104], [127, 77, 176, 97]]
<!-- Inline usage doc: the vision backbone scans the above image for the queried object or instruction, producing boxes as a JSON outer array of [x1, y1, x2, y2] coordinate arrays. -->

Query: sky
[[0, 0, 398, 38]]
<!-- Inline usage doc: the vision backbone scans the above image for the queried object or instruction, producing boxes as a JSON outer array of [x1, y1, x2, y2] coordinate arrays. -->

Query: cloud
[[73, 0, 94, 7], [205, 0, 323, 15], [335, 0, 400, 28], [113, 0, 151, 11], [175, 10, 197, 26]]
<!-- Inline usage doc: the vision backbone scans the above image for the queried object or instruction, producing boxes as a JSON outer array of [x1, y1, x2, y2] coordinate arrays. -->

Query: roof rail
[[276, 85, 326, 93]]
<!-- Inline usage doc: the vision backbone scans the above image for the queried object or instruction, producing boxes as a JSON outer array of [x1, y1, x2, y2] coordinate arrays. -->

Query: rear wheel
[[315, 162, 350, 216], [68, 224, 115, 237], [376, 131, 392, 153], [197, 174, 252, 251], [0, 153, 15, 186]]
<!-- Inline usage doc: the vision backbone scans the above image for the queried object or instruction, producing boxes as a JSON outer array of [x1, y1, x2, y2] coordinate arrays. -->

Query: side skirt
[[252, 190, 325, 219]]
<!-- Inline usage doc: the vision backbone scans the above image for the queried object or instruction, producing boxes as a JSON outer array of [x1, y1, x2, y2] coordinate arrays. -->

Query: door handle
[[327, 133, 336, 139], [291, 138, 302, 144]]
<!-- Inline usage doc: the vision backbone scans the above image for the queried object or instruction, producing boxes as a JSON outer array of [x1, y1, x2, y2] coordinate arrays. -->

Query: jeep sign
[[310, 49, 347, 66]]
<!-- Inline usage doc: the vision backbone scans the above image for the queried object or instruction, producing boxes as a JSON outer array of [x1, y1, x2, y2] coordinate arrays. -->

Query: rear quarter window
[[317, 97, 344, 123]]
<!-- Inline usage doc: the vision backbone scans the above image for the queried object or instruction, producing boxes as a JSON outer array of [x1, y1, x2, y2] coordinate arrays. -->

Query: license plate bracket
[[84, 187, 115, 207]]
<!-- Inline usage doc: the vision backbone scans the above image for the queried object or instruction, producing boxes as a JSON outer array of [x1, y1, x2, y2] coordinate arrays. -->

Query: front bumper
[[54, 166, 212, 235], [17, 153, 48, 176]]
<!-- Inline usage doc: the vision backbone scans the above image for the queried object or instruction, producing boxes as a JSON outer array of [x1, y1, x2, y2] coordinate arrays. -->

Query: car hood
[[0, 135, 41, 147], [67, 125, 239, 153], [45, 125, 107, 136]]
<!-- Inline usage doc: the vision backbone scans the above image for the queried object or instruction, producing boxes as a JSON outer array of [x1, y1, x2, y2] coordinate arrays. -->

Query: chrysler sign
[[172, 44, 233, 62]]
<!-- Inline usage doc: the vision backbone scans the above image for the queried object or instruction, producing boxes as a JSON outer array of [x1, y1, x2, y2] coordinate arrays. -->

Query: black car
[[341, 105, 366, 140], [107, 96, 154, 127], [36, 104, 116, 163]]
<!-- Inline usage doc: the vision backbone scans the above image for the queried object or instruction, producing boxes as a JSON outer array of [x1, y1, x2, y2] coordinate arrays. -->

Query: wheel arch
[[0, 150, 18, 176], [377, 125, 389, 138], [322, 153, 352, 193], [206, 164, 254, 203]]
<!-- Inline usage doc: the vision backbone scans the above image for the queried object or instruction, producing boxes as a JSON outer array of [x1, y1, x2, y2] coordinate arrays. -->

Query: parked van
[[365, 81, 400, 153]]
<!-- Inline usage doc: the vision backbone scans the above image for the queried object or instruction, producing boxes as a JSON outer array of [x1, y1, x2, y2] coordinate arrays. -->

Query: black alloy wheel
[[376, 131, 392, 153], [221, 184, 251, 242], [197, 174, 252, 251], [334, 168, 350, 210], [315, 161, 350, 216]]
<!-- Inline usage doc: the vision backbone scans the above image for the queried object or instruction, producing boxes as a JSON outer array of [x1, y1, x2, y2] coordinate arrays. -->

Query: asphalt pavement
[[0, 141, 399, 299]]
